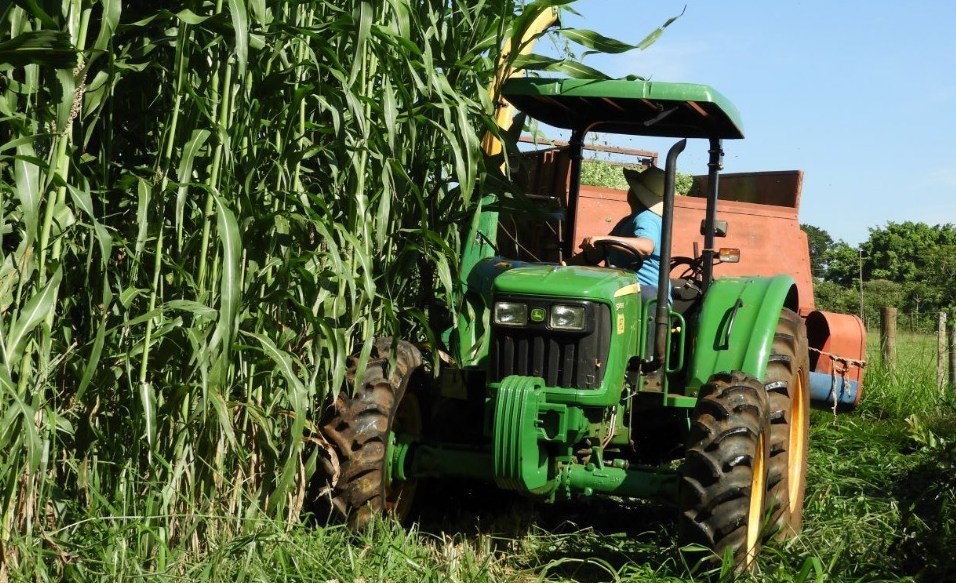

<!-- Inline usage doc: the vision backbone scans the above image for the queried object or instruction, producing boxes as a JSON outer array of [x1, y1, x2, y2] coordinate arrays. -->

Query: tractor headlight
[[549, 304, 586, 331], [494, 302, 528, 326]]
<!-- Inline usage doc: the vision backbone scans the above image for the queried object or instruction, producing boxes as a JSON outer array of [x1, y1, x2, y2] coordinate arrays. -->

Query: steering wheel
[[591, 239, 644, 269]]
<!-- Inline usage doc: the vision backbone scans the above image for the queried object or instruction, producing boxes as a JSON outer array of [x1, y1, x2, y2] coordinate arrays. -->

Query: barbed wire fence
[[876, 306, 956, 391]]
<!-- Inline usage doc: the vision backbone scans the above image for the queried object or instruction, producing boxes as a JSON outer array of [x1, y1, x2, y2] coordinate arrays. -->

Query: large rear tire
[[765, 309, 811, 537], [313, 338, 424, 530], [680, 371, 771, 571]]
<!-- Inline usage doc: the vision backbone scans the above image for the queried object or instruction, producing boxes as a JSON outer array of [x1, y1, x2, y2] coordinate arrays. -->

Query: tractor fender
[[687, 275, 798, 394]]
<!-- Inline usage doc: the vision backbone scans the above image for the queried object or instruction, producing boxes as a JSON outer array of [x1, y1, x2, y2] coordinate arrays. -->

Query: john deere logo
[[530, 307, 546, 323]]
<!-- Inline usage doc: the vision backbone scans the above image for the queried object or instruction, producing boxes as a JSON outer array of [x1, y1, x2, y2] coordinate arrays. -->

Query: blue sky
[[548, 1, 956, 245]]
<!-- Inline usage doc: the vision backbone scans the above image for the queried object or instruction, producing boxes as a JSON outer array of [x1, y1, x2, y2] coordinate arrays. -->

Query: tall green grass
[[0, 0, 679, 578], [859, 331, 943, 418], [0, 0, 527, 576]]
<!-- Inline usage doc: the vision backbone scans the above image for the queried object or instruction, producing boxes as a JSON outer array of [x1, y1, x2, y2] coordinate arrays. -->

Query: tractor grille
[[488, 300, 611, 389]]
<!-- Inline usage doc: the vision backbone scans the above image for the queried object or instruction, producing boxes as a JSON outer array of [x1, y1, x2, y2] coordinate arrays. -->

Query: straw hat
[[622, 166, 665, 216]]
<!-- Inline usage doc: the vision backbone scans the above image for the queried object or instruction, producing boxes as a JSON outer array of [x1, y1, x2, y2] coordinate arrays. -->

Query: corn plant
[[0, 0, 671, 577]]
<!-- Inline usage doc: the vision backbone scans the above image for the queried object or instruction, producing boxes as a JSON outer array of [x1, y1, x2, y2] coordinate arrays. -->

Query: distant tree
[[922, 243, 956, 310], [862, 279, 903, 325], [810, 222, 956, 321], [861, 221, 956, 283], [823, 241, 860, 287], [902, 280, 938, 329], [814, 280, 857, 314], [801, 224, 833, 279]]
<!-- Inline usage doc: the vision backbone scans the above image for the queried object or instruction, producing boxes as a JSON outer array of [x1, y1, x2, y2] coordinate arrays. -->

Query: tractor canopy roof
[[502, 77, 744, 140]]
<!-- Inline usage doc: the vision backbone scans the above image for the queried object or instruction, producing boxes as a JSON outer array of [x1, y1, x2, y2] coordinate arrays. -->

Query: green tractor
[[315, 76, 810, 570]]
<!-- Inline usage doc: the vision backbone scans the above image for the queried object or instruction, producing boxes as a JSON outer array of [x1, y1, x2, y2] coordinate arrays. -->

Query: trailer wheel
[[765, 308, 810, 537], [680, 371, 771, 571], [313, 339, 424, 529]]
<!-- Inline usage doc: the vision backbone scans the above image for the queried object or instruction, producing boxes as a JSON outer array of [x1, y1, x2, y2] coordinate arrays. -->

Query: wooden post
[[880, 307, 897, 369], [950, 309, 956, 389], [938, 311, 948, 392]]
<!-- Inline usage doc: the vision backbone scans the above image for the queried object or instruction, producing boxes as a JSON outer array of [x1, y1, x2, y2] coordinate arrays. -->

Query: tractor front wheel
[[680, 371, 771, 571], [313, 339, 424, 530]]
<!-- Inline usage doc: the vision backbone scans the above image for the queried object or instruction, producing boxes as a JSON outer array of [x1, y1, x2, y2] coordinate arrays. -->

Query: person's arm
[[580, 234, 654, 256]]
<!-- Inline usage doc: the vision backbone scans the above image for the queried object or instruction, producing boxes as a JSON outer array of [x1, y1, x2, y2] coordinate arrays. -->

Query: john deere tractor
[[314, 76, 811, 570]]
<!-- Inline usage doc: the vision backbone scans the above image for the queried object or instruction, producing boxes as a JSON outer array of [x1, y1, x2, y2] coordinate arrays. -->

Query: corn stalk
[[0, 0, 664, 576]]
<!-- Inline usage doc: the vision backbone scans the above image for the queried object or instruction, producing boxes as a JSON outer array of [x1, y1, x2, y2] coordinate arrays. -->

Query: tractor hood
[[490, 262, 639, 301]]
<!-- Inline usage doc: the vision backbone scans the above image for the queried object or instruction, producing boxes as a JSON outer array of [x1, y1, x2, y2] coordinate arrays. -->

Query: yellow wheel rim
[[745, 431, 767, 565], [385, 392, 421, 519], [788, 371, 808, 514]]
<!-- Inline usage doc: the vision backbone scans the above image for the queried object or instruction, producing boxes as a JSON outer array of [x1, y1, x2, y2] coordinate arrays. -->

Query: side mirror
[[700, 219, 729, 237]]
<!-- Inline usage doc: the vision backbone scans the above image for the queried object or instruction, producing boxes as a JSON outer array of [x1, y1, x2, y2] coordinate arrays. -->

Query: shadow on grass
[[887, 415, 956, 582], [411, 479, 693, 581]]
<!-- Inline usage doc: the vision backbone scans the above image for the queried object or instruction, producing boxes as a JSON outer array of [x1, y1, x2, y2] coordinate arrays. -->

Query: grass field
[[18, 331, 952, 582]]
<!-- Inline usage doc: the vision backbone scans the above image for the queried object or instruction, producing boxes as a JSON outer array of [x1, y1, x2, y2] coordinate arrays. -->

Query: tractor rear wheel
[[313, 338, 424, 530], [765, 309, 810, 537], [680, 371, 771, 571]]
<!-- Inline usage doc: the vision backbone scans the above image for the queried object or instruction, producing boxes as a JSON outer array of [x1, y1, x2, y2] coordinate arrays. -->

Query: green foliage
[[800, 223, 833, 279], [0, 0, 525, 572], [0, 0, 676, 575], [910, 243, 956, 311], [675, 172, 693, 195], [815, 278, 906, 328], [580, 160, 640, 190], [816, 222, 956, 318], [863, 221, 956, 283], [580, 159, 692, 194], [857, 222, 956, 313], [861, 279, 903, 324], [821, 240, 860, 287], [0, 30, 76, 68], [813, 280, 857, 314]]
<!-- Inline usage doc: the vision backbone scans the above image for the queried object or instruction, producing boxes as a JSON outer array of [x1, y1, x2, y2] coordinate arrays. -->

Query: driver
[[580, 166, 666, 304]]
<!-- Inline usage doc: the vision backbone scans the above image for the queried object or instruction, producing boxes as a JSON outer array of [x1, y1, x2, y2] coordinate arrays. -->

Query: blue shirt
[[609, 209, 663, 291]]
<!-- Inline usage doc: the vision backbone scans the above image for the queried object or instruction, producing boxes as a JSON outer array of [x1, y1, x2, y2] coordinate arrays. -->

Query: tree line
[[803, 222, 956, 329]]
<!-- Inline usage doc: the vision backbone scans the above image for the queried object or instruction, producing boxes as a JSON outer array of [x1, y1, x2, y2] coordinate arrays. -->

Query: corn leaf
[[227, 0, 249, 74], [636, 6, 685, 50], [0, 30, 76, 68], [5, 267, 61, 367]]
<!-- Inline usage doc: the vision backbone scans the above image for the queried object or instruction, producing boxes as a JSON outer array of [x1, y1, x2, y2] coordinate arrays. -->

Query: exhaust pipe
[[654, 139, 687, 363]]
